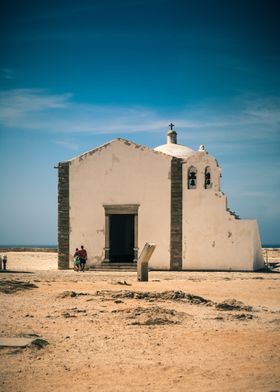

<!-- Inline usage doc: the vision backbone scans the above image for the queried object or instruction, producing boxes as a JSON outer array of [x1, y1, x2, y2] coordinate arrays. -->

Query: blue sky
[[0, 0, 279, 245]]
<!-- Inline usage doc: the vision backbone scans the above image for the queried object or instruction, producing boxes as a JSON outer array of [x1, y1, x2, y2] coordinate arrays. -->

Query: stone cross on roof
[[169, 123, 175, 130]]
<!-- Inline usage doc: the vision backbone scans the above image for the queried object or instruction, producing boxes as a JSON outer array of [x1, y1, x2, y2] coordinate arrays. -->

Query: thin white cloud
[[0, 89, 178, 133], [0, 89, 72, 130], [0, 88, 71, 111], [0, 89, 279, 149], [1, 68, 16, 80]]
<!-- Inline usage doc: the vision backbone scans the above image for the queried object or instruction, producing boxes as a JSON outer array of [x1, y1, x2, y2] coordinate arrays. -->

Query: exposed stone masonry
[[170, 158, 183, 270], [58, 162, 70, 269]]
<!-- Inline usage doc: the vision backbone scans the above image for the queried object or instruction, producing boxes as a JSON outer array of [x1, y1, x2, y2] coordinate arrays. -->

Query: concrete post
[[3, 255, 7, 270], [137, 243, 156, 282]]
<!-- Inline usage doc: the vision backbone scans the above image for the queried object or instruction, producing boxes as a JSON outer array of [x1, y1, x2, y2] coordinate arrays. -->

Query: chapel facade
[[57, 126, 264, 271]]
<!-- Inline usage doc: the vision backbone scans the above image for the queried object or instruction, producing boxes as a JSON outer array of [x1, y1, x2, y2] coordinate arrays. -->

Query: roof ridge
[[58, 138, 175, 164]]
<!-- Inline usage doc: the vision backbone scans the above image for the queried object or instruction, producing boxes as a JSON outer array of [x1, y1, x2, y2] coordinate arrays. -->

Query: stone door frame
[[103, 204, 140, 263]]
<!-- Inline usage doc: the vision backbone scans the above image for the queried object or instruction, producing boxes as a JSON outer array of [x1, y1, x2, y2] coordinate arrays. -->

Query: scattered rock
[[215, 299, 253, 312], [126, 306, 185, 326], [230, 313, 254, 320], [69, 307, 87, 313], [97, 290, 212, 305], [61, 308, 87, 318], [96, 291, 255, 317], [270, 319, 280, 324], [131, 318, 177, 326], [32, 339, 49, 349], [62, 312, 77, 318], [57, 291, 77, 298], [0, 280, 38, 294], [113, 280, 132, 286], [57, 291, 89, 299]]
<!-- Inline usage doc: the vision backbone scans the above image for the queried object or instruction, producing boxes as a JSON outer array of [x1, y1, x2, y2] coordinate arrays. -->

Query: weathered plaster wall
[[69, 140, 172, 269], [182, 152, 264, 271]]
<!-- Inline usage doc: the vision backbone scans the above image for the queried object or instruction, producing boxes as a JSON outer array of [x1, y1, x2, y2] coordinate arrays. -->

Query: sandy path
[[0, 252, 58, 271], [0, 257, 279, 391]]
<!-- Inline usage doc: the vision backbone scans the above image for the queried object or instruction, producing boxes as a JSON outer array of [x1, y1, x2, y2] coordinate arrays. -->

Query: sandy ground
[[0, 253, 280, 392]]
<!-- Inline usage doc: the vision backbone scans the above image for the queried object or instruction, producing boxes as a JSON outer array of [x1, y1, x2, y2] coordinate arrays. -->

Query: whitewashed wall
[[69, 139, 172, 269], [182, 152, 264, 271]]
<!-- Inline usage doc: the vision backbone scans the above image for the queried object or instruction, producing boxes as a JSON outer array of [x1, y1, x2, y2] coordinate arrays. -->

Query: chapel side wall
[[68, 141, 172, 269], [182, 154, 264, 271]]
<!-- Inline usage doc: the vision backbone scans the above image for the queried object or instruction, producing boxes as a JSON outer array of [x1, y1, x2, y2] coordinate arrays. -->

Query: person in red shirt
[[79, 245, 87, 272]]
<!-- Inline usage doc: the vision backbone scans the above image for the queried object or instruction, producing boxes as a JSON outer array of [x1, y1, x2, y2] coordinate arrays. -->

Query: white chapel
[[57, 125, 264, 271]]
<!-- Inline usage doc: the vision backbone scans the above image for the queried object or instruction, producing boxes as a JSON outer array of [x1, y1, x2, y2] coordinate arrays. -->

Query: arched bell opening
[[205, 166, 212, 189], [188, 166, 197, 189]]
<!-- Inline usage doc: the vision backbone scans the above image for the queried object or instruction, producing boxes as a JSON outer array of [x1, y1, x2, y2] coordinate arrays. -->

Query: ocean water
[[0, 245, 57, 249]]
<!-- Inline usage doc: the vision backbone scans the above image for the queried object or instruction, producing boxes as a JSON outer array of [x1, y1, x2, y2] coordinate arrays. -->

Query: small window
[[188, 167, 197, 189], [205, 166, 212, 189]]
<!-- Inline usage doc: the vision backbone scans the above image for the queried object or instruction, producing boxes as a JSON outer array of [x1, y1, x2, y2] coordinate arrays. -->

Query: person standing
[[79, 245, 87, 272], [73, 248, 80, 272]]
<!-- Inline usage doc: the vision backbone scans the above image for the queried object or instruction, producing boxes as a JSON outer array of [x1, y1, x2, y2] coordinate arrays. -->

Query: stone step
[[91, 269, 137, 272], [90, 263, 137, 272]]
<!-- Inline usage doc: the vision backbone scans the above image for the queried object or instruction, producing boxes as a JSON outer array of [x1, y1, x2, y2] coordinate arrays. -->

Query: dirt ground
[[0, 253, 279, 392]]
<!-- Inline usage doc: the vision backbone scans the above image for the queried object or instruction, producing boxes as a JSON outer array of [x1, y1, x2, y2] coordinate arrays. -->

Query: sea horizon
[[0, 244, 57, 249], [0, 244, 279, 249]]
